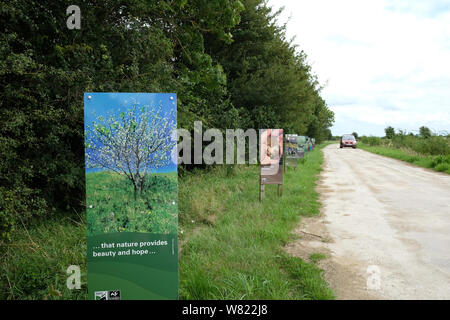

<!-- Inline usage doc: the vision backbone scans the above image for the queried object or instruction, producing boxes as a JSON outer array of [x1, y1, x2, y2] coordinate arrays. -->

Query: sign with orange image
[[260, 129, 283, 201]]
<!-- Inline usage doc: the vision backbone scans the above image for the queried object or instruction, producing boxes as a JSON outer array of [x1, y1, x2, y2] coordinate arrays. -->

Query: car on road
[[340, 134, 357, 149]]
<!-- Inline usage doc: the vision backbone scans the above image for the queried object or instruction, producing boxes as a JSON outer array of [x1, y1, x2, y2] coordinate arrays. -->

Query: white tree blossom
[[85, 104, 176, 198]]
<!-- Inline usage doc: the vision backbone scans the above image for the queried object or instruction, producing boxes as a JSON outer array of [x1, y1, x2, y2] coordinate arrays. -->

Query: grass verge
[[179, 144, 334, 299], [358, 142, 450, 174], [0, 215, 88, 299]]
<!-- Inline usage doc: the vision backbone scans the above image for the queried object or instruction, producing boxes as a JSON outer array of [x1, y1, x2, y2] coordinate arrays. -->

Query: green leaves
[[204, 0, 334, 139], [129, 120, 137, 132]]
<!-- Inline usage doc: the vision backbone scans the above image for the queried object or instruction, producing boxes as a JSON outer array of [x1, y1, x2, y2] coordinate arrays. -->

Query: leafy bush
[[430, 155, 450, 167], [435, 163, 450, 173], [392, 135, 450, 156], [360, 136, 382, 146], [0, 187, 47, 241]]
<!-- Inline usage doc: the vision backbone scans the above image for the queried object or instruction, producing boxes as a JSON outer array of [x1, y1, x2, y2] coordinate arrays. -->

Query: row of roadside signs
[[260, 130, 315, 201]]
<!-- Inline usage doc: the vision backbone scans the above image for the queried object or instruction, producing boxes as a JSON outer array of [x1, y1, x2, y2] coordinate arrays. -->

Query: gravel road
[[287, 144, 450, 299]]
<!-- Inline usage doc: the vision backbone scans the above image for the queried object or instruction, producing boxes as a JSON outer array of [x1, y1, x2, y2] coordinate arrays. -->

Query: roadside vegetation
[[179, 144, 334, 299], [1, 144, 334, 300], [358, 127, 450, 174], [0, 216, 87, 300]]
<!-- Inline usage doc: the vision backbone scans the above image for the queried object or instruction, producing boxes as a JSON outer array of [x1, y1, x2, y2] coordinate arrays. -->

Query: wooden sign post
[[259, 129, 283, 201]]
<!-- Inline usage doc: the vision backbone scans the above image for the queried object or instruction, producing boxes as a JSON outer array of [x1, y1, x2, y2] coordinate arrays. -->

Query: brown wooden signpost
[[259, 129, 283, 201]]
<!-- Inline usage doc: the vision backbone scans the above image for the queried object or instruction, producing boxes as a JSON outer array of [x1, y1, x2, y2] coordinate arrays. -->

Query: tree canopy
[[419, 126, 432, 138], [385, 126, 396, 139]]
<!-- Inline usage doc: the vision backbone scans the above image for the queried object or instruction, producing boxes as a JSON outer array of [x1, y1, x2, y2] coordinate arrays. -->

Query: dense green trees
[[0, 0, 334, 239], [384, 126, 395, 139], [204, 0, 333, 138], [419, 126, 432, 138]]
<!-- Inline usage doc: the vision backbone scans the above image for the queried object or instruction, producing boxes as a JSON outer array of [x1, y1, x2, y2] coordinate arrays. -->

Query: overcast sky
[[268, 0, 450, 136]]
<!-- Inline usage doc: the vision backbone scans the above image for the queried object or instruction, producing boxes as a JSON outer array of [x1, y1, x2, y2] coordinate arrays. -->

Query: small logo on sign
[[95, 291, 108, 300], [108, 290, 121, 300]]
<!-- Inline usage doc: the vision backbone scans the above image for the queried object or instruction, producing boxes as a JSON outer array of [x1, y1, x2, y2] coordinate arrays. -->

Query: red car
[[340, 134, 357, 149]]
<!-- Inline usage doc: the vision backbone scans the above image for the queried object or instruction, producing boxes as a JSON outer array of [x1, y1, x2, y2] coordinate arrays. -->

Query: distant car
[[340, 134, 357, 149]]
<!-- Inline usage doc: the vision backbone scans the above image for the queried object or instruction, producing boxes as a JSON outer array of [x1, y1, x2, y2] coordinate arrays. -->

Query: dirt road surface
[[285, 144, 450, 299]]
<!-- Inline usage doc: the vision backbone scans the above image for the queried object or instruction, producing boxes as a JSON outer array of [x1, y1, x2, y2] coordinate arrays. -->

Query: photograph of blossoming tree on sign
[[84, 93, 177, 236]]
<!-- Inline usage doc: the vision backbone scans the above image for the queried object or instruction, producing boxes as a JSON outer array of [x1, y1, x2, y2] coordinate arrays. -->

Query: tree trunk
[[140, 183, 144, 194], [139, 176, 145, 194]]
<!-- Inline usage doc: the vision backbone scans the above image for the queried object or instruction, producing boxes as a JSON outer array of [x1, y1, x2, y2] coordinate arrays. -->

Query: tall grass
[[360, 134, 450, 155], [359, 134, 450, 174], [0, 216, 88, 299], [392, 135, 449, 155], [179, 144, 334, 300]]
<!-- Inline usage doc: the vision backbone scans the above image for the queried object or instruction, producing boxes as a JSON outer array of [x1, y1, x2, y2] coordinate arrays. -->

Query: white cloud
[[268, 0, 450, 136]]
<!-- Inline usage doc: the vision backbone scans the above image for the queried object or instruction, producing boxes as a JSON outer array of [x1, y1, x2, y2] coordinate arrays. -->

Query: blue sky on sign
[[268, 0, 450, 136], [84, 92, 177, 173]]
